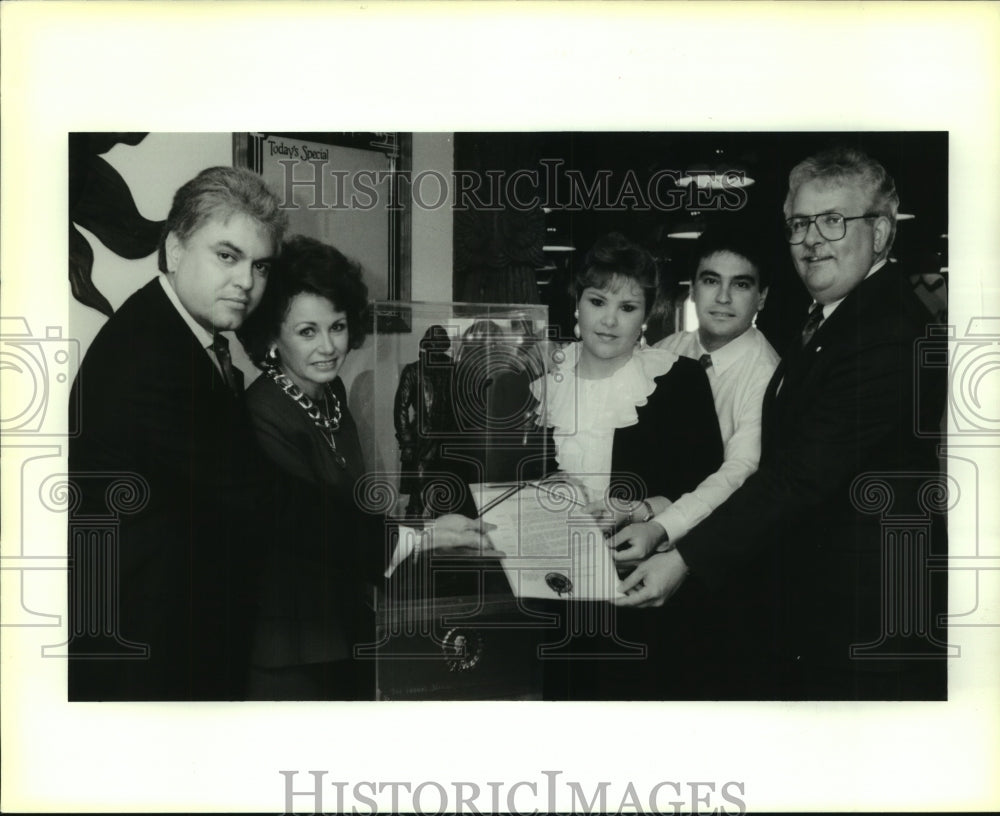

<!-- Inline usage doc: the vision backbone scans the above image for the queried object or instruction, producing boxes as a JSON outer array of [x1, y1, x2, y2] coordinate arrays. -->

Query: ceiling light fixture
[[542, 207, 576, 252], [675, 172, 755, 190], [667, 211, 706, 240], [675, 147, 755, 189]]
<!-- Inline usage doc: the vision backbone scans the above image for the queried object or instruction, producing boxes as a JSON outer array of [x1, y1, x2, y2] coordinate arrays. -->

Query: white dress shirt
[[158, 274, 228, 377], [652, 326, 779, 542]]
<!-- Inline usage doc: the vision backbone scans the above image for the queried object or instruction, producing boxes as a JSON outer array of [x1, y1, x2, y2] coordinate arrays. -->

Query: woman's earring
[[639, 323, 648, 348], [265, 346, 279, 366], [573, 309, 581, 339]]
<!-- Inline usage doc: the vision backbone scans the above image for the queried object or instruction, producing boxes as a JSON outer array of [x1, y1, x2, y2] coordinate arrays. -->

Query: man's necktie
[[800, 303, 825, 348], [698, 353, 713, 370], [211, 334, 244, 395]]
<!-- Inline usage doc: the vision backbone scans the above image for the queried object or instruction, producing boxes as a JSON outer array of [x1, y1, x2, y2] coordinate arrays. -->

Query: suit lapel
[[143, 279, 242, 404], [764, 267, 896, 431]]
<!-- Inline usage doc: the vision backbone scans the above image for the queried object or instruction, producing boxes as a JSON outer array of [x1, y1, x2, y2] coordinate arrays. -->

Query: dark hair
[[783, 146, 900, 256], [455, 319, 503, 366], [573, 232, 658, 316], [157, 166, 288, 273], [419, 324, 452, 356], [693, 224, 770, 290], [238, 235, 369, 367]]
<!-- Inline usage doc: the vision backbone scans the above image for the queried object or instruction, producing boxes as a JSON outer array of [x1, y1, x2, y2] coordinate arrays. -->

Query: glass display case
[[361, 301, 553, 699], [366, 300, 552, 520]]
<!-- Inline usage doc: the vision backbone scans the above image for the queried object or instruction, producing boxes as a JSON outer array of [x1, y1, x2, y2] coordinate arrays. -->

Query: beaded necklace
[[264, 362, 347, 468]]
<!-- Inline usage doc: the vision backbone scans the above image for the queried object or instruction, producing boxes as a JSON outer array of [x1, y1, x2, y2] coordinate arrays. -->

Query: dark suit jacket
[[610, 355, 724, 504], [675, 264, 947, 697], [244, 374, 382, 671], [68, 278, 270, 700]]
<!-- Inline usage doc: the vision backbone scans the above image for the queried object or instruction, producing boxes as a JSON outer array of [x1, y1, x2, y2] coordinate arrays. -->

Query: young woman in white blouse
[[534, 231, 724, 699], [538, 232, 723, 540]]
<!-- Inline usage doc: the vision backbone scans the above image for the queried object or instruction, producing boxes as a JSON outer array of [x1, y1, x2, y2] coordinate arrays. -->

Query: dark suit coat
[[244, 374, 382, 669], [68, 278, 271, 700], [609, 355, 724, 504], [675, 264, 947, 695]]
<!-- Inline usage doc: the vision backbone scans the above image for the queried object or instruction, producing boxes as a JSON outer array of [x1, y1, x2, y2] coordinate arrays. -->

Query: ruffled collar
[[533, 342, 680, 432]]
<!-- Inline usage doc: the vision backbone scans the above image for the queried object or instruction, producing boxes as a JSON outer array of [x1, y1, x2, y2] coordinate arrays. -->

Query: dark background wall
[[453, 131, 948, 356]]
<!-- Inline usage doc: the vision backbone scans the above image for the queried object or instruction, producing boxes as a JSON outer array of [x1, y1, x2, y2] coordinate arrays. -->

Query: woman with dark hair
[[237, 235, 490, 699], [533, 231, 725, 699], [538, 231, 723, 516]]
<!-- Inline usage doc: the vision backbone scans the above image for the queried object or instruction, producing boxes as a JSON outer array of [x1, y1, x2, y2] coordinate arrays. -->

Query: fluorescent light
[[675, 173, 755, 190]]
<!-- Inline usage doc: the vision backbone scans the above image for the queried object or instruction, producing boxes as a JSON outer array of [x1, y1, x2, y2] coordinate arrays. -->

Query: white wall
[[72, 132, 456, 385], [72, 133, 234, 357], [410, 132, 454, 303], [338, 132, 456, 472]]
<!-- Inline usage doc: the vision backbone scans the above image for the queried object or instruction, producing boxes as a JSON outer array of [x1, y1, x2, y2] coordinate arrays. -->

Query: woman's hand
[[581, 500, 618, 533], [583, 495, 672, 533], [539, 472, 591, 506], [606, 520, 668, 563], [426, 514, 500, 555]]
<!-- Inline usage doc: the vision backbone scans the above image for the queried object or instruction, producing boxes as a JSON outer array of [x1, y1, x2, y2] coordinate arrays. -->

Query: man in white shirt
[[609, 225, 779, 561]]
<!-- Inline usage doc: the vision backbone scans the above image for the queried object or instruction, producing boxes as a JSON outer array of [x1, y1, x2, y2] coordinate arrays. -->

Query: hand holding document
[[471, 480, 626, 602]]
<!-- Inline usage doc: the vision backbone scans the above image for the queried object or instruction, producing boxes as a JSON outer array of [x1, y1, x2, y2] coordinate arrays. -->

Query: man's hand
[[428, 514, 501, 555], [614, 549, 689, 607], [582, 495, 672, 532], [607, 520, 667, 563]]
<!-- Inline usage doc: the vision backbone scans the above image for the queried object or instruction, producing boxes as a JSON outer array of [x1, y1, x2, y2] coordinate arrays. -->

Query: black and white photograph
[[2, 2, 998, 814], [63, 129, 951, 705]]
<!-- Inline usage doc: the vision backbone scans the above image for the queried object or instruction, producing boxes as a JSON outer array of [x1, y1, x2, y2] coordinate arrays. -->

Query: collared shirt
[[652, 326, 779, 542], [776, 258, 890, 398], [158, 274, 226, 377]]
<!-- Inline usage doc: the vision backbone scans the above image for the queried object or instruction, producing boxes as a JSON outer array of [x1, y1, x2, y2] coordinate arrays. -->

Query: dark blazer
[[68, 277, 270, 700], [533, 350, 725, 501], [537, 352, 724, 701], [610, 355, 724, 504], [675, 264, 947, 698], [243, 374, 382, 671]]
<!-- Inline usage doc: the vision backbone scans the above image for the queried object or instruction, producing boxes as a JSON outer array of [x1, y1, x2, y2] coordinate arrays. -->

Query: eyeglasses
[[784, 212, 880, 244]]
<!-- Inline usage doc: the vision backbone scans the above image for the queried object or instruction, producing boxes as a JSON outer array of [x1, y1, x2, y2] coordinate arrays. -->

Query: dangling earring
[[573, 309, 581, 339], [265, 345, 279, 369], [639, 323, 648, 348]]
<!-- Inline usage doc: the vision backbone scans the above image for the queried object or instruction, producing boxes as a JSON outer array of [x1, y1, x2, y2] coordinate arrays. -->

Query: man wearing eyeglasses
[[617, 147, 947, 701]]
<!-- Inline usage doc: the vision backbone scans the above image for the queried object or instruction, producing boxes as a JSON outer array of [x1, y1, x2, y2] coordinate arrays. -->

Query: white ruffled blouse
[[532, 342, 680, 502]]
